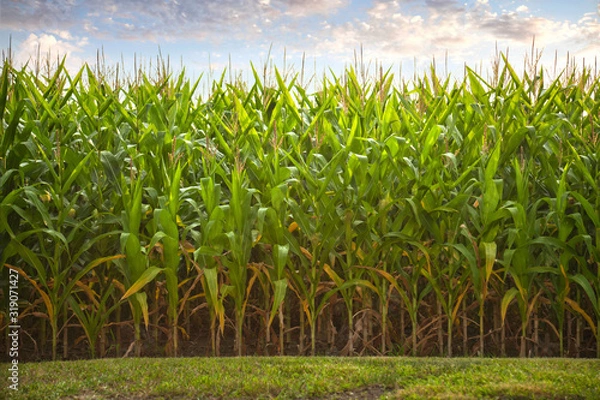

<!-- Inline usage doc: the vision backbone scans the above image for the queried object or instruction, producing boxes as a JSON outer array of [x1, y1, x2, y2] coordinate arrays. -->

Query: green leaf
[[101, 151, 123, 195], [268, 279, 288, 326], [571, 274, 599, 316], [482, 241, 497, 281], [501, 287, 520, 324], [273, 244, 289, 280], [121, 267, 164, 300], [134, 292, 150, 329], [61, 152, 93, 195]]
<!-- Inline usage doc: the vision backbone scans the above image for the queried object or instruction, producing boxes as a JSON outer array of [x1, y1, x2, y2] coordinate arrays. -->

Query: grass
[[2, 357, 599, 399]]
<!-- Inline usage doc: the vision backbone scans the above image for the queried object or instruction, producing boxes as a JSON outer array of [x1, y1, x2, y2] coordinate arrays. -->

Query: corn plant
[[2, 52, 600, 360]]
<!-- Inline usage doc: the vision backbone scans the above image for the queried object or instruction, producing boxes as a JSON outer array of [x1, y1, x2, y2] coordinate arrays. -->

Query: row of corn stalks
[[1, 54, 599, 360]]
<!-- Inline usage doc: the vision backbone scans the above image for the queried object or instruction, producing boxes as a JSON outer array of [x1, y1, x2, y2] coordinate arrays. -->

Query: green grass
[[2, 357, 599, 399]]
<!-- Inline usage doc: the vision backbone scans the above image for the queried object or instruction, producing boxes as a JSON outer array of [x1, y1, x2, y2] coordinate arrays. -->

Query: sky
[[1, 0, 599, 82]]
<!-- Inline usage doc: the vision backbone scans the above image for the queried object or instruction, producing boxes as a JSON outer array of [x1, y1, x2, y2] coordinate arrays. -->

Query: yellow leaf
[[300, 246, 312, 261], [565, 297, 597, 336], [5, 264, 54, 324]]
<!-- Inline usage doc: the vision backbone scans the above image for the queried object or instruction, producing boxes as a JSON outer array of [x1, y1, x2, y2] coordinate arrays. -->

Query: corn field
[[1, 53, 599, 361]]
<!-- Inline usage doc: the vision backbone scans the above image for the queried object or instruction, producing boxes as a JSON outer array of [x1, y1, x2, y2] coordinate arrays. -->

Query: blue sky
[[1, 0, 599, 81]]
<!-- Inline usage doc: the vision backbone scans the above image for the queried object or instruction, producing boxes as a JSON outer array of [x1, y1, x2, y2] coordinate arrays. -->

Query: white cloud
[[275, 0, 348, 17], [313, 0, 473, 63], [2, 0, 349, 45], [50, 30, 74, 40], [369, 1, 394, 19], [572, 13, 600, 59], [3, 0, 599, 79], [14, 33, 89, 71], [300, 0, 600, 76], [0, 0, 80, 31]]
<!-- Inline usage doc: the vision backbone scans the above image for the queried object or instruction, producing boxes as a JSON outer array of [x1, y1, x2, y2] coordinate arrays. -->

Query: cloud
[[3, 0, 599, 78], [0, 0, 80, 31], [311, 0, 475, 63], [424, 0, 465, 15], [572, 13, 600, 59], [476, 11, 540, 41], [13, 32, 89, 70], [274, 0, 348, 16], [301, 0, 600, 72], [82, 0, 259, 41], [3, 0, 348, 44]]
